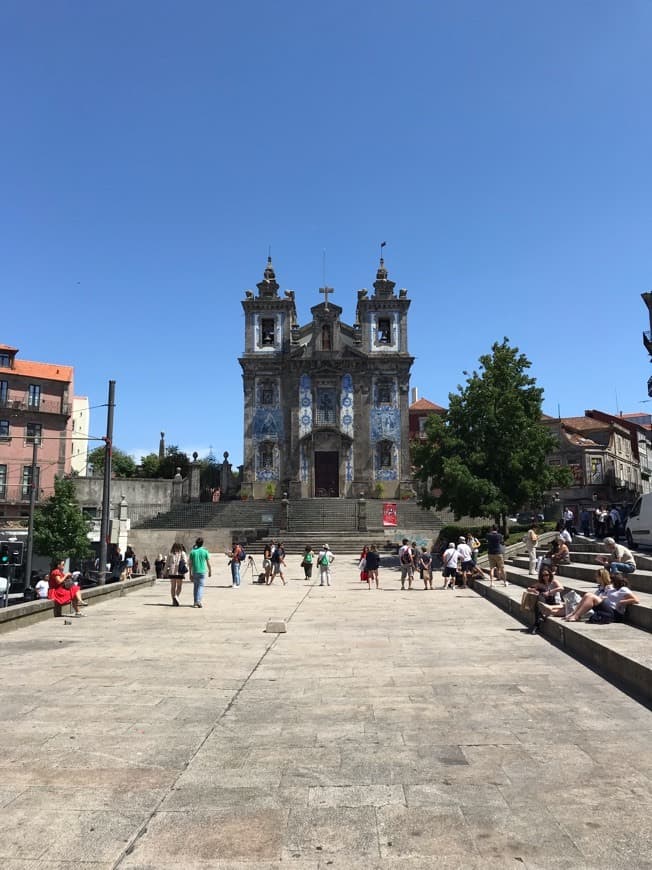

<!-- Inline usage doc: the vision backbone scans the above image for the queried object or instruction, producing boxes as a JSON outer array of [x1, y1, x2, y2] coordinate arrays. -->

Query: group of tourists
[[565, 504, 627, 541], [525, 535, 639, 632]]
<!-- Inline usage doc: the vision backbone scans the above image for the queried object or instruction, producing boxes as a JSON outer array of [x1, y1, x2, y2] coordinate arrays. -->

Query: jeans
[[231, 560, 241, 586], [192, 573, 206, 604], [609, 562, 635, 575]]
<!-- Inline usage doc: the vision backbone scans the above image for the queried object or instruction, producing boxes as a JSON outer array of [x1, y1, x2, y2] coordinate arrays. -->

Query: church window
[[258, 381, 275, 406], [376, 379, 392, 405], [321, 324, 332, 350], [378, 440, 393, 469], [259, 441, 274, 470], [377, 318, 391, 344], [260, 318, 276, 346], [315, 388, 337, 425]]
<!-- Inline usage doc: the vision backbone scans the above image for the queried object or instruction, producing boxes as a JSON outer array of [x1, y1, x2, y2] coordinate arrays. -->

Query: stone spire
[[257, 256, 280, 298], [372, 256, 396, 299]]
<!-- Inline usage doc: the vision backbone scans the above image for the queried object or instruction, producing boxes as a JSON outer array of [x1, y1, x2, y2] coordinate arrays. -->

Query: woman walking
[[166, 542, 188, 606], [301, 545, 314, 581]]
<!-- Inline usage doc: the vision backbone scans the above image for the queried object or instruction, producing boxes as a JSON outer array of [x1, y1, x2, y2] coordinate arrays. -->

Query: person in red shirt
[[48, 560, 86, 615]]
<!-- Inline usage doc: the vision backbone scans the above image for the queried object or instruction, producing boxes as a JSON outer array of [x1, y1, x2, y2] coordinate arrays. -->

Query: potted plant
[[265, 482, 276, 501], [374, 481, 384, 499]]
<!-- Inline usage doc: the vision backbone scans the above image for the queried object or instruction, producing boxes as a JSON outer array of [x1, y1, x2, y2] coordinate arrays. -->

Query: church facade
[[239, 257, 415, 500]]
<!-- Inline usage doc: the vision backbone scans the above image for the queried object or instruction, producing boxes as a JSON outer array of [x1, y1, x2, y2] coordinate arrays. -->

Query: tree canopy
[[413, 338, 572, 526], [87, 445, 137, 478], [33, 477, 92, 563]]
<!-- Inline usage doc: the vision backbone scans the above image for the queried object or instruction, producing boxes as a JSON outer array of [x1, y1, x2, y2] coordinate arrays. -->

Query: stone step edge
[[469, 577, 652, 709]]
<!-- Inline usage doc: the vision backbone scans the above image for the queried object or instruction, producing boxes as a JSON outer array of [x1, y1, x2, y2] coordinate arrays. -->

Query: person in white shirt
[[456, 537, 473, 588], [34, 576, 49, 599], [565, 574, 638, 622], [524, 525, 539, 575], [317, 545, 334, 587], [442, 543, 459, 589], [559, 528, 572, 545]]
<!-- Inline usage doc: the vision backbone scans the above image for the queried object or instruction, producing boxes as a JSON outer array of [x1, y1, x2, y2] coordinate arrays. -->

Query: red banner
[[382, 502, 398, 527]]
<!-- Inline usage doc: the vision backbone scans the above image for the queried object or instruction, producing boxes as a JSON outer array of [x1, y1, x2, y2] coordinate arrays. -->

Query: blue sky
[[2, 0, 651, 466]]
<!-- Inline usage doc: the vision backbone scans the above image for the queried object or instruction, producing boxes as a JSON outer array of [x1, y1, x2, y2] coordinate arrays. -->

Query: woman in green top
[[302, 545, 314, 581]]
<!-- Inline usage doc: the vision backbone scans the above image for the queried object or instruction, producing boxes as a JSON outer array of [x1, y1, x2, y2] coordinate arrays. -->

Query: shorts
[[488, 554, 505, 571], [400, 565, 414, 580], [272, 562, 282, 574], [461, 560, 474, 572], [443, 566, 457, 579]]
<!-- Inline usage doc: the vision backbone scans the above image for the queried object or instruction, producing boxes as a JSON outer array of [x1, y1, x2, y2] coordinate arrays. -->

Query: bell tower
[[240, 258, 297, 497]]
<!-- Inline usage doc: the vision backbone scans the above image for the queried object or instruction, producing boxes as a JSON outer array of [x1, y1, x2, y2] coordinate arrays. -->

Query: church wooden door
[[314, 451, 339, 497]]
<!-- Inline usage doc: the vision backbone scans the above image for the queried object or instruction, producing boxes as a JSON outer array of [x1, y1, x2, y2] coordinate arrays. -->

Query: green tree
[[413, 338, 572, 528], [158, 445, 190, 479], [87, 445, 137, 478], [139, 453, 161, 478], [33, 477, 92, 562]]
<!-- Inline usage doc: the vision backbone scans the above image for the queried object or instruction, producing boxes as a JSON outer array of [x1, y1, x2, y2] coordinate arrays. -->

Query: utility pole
[[23, 436, 39, 590], [98, 380, 115, 585]]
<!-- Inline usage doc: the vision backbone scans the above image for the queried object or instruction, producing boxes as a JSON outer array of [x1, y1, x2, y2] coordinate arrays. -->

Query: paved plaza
[[1, 553, 651, 869]]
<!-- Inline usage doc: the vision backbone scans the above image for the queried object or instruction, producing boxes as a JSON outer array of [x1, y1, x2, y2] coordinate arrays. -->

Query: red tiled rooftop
[[409, 398, 446, 412], [12, 360, 73, 383]]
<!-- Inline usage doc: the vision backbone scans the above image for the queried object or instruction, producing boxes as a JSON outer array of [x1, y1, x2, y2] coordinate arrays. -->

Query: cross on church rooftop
[[319, 286, 334, 309]]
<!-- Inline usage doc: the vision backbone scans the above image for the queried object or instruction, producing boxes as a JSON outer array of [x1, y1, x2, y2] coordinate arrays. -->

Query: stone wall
[[126, 528, 232, 560], [72, 477, 174, 522]]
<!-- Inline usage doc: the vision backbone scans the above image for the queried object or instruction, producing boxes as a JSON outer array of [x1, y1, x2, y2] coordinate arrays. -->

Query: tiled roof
[[0, 344, 18, 352], [565, 431, 600, 447], [559, 416, 610, 432], [12, 360, 73, 383], [409, 398, 446, 412]]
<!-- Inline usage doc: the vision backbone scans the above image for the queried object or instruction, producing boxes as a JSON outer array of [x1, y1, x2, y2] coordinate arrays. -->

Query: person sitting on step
[[564, 573, 639, 623]]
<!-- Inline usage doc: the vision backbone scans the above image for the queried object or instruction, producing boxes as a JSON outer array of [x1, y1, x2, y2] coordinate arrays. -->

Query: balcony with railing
[[0, 397, 70, 415]]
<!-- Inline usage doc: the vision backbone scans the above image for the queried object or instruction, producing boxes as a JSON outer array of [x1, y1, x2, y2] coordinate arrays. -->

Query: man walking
[[189, 537, 212, 608], [398, 538, 414, 590], [487, 525, 507, 586], [317, 544, 334, 586]]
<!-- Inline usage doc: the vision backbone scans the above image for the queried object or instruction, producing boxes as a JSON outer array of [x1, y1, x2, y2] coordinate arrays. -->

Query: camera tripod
[[243, 554, 258, 583]]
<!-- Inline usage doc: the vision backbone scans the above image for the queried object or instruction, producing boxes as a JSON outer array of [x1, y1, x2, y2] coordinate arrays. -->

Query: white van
[[626, 494, 652, 548]]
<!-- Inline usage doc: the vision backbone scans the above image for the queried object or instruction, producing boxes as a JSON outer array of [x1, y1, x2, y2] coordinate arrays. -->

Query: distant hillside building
[[408, 392, 446, 441], [543, 410, 646, 508], [239, 257, 414, 499], [0, 344, 77, 521]]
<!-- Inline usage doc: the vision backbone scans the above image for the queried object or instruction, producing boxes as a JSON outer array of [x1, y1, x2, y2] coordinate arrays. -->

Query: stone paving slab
[[0, 555, 651, 868]]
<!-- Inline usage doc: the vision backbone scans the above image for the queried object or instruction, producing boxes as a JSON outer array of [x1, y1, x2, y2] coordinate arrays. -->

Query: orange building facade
[[0, 344, 75, 521]]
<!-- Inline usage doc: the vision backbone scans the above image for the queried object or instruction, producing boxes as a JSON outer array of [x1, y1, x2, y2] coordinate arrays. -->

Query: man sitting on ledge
[[596, 537, 636, 576]]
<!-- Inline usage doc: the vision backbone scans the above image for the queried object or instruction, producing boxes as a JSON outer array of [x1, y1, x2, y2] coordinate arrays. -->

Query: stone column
[[189, 452, 201, 502], [357, 493, 367, 532], [118, 495, 129, 555]]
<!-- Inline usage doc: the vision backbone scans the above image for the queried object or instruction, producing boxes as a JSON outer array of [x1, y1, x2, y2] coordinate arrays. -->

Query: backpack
[[400, 548, 412, 565], [178, 556, 188, 576], [237, 548, 247, 562], [320, 552, 330, 567]]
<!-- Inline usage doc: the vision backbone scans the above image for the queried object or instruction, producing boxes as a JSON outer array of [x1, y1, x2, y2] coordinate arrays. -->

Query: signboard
[[382, 502, 397, 527]]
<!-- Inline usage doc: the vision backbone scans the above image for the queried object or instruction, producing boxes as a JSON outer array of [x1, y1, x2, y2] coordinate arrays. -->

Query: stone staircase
[[134, 500, 282, 531], [470, 536, 652, 706], [134, 497, 447, 553]]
